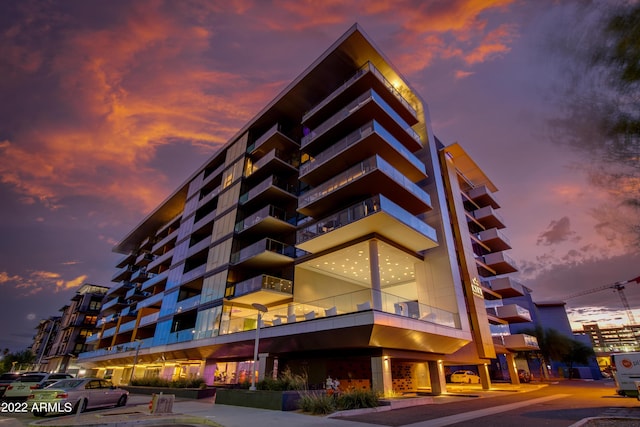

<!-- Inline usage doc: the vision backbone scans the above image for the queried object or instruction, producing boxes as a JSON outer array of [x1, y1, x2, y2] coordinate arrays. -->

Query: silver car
[[28, 378, 128, 416], [4, 373, 73, 399]]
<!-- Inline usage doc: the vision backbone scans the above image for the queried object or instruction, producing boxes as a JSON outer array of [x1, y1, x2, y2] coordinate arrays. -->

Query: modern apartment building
[[42, 284, 108, 375], [31, 316, 61, 371], [580, 323, 640, 354], [77, 24, 537, 393]]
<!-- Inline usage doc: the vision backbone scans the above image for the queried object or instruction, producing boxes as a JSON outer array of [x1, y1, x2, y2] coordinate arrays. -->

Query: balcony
[[106, 281, 134, 297], [111, 266, 135, 283], [135, 252, 155, 267], [245, 149, 298, 180], [125, 287, 151, 301], [247, 124, 299, 157], [102, 297, 127, 312], [483, 252, 518, 274], [485, 276, 525, 298], [468, 185, 500, 209], [197, 185, 222, 209], [136, 292, 164, 310], [297, 195, 438, 254], [151, 229, 179, 254], [187, 238, 211, 259], [230, 238, 295, 269], [228, 274, 293, 306], [130, 269, 151, 283], [118, 319, 136, 333], [299, 121, 426, 186], [140, 270, 168, 292], [239, 175, 297, 207], [303, 61, 418, 127], [181, 263, 207, 284], [492, 304, 531, 323], [139, 311, 159, 327], [472, 206, 505, 229], [175, 294, 201, 314], [115, 253, 135, 269], [85, 333, 100, 344], [301, 90, 421, 154], [476, 228, 511, 252], [147, 248, 174, 272], [101, 326, 117, 339], [235, 205, 296, 236], [298, 155, 432, 218], [500, 333, 539, 351]]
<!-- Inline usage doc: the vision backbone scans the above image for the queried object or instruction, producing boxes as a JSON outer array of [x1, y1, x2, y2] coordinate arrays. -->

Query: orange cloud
[[0, 270, 87, 296]]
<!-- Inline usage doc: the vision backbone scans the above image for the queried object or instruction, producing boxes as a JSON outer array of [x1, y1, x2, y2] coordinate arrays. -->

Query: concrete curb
[[567, 416, 640, 427]]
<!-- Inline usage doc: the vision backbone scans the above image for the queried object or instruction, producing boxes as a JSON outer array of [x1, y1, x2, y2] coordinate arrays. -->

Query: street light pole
[[129, 339, 142, 384], [249, 303, 268, 391]]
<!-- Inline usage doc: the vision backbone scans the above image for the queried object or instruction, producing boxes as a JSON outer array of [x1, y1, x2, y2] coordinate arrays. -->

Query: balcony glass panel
[[298, 156, 430, 209], [233, 274, 293, 298], [300, 121, 424, 178], [152, 229, 179, 254], [181, 263, 207, 283], [239, 175, 296, 204], [118, 320, 136, 333], [219, 288, 459, 335], [303, 61, 417, 122], [297, 195, 436, 245], [141, 270, 168, 292], [139, 311, 159, 327], [230, 238, 294, 264], [137, 292, 164, 309], [245, 149, 297, 177], [235, 205, 294, 233], [302, 89, 419, 148], [102, 297, 126, 311], [167, 329, 196, 344], [175, 294, 201, 314], [490, 324, 511, 336]]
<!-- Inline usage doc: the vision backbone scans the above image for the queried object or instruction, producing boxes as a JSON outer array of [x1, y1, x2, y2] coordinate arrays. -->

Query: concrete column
[[428, 360, 446, 395], [371, 356, 392, 396], [478, 363, 491, 390], [368, 239, 383, 311], [258, 353, 269, 381], [506, 353, 520, 385]]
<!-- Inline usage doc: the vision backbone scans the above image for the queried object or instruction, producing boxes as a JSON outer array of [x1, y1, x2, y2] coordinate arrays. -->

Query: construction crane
[[563, 275, 640, 325]]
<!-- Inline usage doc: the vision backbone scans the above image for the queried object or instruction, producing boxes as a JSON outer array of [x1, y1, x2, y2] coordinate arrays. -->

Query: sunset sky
[[1, 0, 638, 352]]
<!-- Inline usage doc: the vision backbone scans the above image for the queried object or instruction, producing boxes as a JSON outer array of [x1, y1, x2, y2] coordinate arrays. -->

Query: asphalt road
[[337, 380, 640, 427]]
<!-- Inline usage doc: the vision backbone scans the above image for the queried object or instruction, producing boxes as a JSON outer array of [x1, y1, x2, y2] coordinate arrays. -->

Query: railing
[[76, 337, 153, 361], [139, 311, 159, 327], [111, 266, 136, 282], [102, 297, 127, 311], [136, 292, 164, 309], [181, 263, 207, 284], [118, 319, 136, 333], [300, 120, 425, 178], [167, 329, 196, 345], [141, 270, 168, 292], [239, 175, 297, 204], [303, 61, 417, 123], [302, 89, 420, 148], [245, 149, 298, 177], [235, 205, 294, 233], [230, 238, 295, 264], [151, 229, 179, 254], [232, 274, 293, 298], [298, 155, 431, 209], [247, 124, 298, 154], [198, 185, 222, 208], [106, 281, 134, 296], [220, 288, 460, 335], [297, 194, 436, 245], [175, 294, 201, 314], [473, 206, 505, 226], [477, 228, 511, 247]]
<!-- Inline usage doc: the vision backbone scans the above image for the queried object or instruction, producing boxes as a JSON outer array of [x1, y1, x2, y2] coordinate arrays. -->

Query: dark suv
[[0, 373, 21, 397]]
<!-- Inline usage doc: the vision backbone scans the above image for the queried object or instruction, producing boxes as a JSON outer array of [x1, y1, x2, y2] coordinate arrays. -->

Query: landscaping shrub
[[297, 391, 336, 414], [257, 367, 308, 391], [298, 388, 380, 414], [130, 377, 206, 388], [336, 389, 379, 410]]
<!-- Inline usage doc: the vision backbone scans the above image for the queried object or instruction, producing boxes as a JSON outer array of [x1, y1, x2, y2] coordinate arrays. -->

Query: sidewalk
[[27, 382, 548, 427]]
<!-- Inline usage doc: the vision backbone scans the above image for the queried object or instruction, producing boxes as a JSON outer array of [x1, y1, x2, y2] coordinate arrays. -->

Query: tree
[[0, 349, 35, 373], [549, 2, 640, 247], [561, 340, 596, 380]]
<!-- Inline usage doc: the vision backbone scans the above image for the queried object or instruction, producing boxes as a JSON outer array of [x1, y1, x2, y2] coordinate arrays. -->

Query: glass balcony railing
[[297, 194, 436, 244], [235, 205, 295, 233], [303, 61, 417, 123], [139, 311, 159, 327], [77, 337, 154, 361], [232, 274, 293, 298], [230, 238, 295, 264], [246, 124, 298, 154], [141, 270, 168, 292], [175, 294, 201, 314], [136, 292, 163, 309], [102, 297, 127, 311], [302, 89, 420, 148], [181, 263, 207, 284], [118, 319, 136, 333], [220, 288, 460, 335], [245, 149, 298, 177], [300, 121, 425, 178], [298, 155, 431, 210], [167, 329, 196, 345], [239, 175, 297, 204]]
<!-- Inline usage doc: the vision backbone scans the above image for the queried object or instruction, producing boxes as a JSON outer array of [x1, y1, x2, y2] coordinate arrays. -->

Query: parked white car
[[449, 370, 481, 384], [28, 378, 128, 416], [4, 373, 73, 399]]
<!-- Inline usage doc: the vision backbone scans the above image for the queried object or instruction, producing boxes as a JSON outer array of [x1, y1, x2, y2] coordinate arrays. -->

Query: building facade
[[42, 284, 108, 375], [77, 25, 537, 393], [31, 317, 61, 372]]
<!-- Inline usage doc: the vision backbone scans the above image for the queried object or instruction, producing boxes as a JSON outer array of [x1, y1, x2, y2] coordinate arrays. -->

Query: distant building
[[31, 317, 61, 372], [579, 323, 640, 354], [42, 284, 109, 374], [77, 24, 538, 392]]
